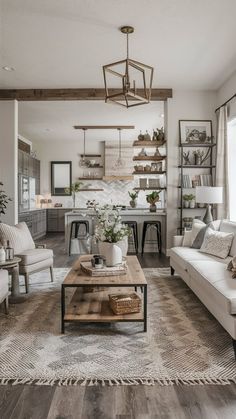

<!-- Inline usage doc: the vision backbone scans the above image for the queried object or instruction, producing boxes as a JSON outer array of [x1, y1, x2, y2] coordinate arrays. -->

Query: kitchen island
[[65, 208, 166, 254]]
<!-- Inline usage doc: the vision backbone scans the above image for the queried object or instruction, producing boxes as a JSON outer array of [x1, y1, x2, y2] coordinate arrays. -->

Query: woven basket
[[109, 293, 141, 315]]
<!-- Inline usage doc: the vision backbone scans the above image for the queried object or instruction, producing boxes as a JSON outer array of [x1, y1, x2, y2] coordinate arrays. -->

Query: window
[[228, 118, 236, 221]]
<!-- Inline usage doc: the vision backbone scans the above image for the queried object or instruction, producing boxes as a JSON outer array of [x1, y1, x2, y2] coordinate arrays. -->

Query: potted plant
[[146, 190, 161, 212], [65, 181, 83, 208], [183, 194, 195, 208], [0, 182, 12, 220], [95, 205, 131, 266], [128, 191, 139, 208]]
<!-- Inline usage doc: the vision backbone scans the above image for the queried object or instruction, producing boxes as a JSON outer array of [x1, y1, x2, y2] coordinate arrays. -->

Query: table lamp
[[195, 186, 223, 224]]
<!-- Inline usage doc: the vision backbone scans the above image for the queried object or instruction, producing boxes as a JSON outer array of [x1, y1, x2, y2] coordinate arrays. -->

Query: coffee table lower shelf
[[61, 287, 147, 333]]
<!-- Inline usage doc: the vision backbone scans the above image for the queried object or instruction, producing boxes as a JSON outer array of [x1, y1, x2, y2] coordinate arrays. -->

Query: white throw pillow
[[190, 219, 206, 246], [182, 230, 192, 247], [200, 228, 234, 259], [0, 222, 35, 254]]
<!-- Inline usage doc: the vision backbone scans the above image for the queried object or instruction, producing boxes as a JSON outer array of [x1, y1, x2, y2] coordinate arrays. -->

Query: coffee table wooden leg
[[61, 285, 65, 334], [143, 285, 147, 332]]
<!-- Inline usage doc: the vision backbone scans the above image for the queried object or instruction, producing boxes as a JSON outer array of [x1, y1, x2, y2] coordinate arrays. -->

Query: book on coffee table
[[80, 260, 127, 277]]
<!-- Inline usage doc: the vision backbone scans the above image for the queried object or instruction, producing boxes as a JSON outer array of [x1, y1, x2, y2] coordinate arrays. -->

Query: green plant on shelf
[[183, 194, 195, 209]]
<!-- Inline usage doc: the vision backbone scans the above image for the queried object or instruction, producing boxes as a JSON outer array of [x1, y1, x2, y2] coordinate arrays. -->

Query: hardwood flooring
[[1, 233, 236, 419]]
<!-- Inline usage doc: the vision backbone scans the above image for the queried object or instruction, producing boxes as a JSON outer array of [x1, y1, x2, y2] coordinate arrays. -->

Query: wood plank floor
[[1, 233, 236, 419]]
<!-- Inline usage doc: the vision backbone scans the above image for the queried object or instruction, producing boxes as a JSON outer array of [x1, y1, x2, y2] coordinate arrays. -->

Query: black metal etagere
[[178, 143, 216, 233]]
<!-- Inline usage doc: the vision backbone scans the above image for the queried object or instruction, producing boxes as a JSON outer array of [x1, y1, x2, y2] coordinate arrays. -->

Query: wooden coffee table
[[61, 255, 147, 333]]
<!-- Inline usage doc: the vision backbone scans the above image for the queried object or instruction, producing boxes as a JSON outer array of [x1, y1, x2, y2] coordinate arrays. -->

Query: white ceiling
[[1, 0, 236, 90]]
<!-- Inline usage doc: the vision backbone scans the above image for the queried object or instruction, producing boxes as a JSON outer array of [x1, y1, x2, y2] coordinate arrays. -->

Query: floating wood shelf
[[79, 188, 104, 191], [178, 165, 216, 169], [133, 171, 166, 175], [178, 207, 205, 210], [178, 186, 195, 189], [80, 154, 101, 157], [133, 141, 166, 147], [74, 125, 135, 130], [134, 187, 167, 191], [180, 143, 216, 148], [133, 156, 166, 161], [78, 177, 103, 180], [103, 176, 134, 181]]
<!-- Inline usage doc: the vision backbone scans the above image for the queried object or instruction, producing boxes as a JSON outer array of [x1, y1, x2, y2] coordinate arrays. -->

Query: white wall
[[166, 90, 217, 251], [0, 100, 18, 225]]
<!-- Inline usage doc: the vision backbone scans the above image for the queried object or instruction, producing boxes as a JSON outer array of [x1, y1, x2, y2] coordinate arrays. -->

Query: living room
[[1, 1, 236, 418]]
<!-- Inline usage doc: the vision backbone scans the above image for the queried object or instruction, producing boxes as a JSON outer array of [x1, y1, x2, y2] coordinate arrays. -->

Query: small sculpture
[[154, 147, 161, 156], [144, 130, 151, 141], [138, 148, 147, 157], [156, 127, 165, 141], [138, 130, 145, 141], [183, 151, 191, 165]]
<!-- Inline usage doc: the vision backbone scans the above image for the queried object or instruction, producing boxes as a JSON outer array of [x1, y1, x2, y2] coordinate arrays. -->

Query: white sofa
[[170, 220, 236, 358]]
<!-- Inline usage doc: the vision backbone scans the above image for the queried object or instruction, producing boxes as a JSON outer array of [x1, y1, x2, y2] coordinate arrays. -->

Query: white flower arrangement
[[95, 205, 130, 243]]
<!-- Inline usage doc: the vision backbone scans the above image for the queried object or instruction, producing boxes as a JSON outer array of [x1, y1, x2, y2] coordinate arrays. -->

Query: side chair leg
[[171, 266, 175, 276], [25, 273, 30, 294], [50, 266, 54, 283]]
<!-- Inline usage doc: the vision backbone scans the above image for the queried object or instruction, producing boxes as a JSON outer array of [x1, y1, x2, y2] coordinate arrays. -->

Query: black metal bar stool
[[69, 220, 89, 256], [122, 221, 138, 254], [141, 221, 162, 254]]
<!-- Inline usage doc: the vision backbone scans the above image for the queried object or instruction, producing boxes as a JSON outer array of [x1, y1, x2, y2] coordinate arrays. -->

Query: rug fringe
[[1, 377, 236, 386]]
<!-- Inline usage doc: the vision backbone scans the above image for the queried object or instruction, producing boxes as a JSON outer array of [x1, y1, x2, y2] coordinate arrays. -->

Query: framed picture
[[179, 120, 212, 144]]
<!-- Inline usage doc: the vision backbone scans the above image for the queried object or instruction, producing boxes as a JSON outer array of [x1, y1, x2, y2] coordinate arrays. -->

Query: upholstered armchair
[[0, 222, 54, 293], [0, 269, 9, 313]]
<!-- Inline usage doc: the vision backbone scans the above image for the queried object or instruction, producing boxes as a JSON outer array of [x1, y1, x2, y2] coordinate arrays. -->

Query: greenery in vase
[[95, 205, 131, 243], [65, 181, 83, 207], [0, 182, 12, 218], [146, 190, 161, 205], [128, 191, 139, 201], [183, 194, 195, 201]]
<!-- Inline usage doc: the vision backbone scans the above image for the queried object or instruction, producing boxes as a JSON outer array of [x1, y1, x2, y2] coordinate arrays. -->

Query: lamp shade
[[195, 186, 223, 204]]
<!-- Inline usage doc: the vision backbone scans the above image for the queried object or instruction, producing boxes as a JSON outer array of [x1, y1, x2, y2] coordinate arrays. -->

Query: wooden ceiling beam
[[0, 88, 172, 101]]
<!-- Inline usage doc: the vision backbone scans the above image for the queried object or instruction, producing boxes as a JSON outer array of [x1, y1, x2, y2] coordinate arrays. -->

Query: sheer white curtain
[[215, 105, 229, 219]]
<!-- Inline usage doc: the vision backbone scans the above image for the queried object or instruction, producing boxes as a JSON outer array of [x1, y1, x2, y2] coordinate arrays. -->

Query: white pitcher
[[98, 242, 122, 267]]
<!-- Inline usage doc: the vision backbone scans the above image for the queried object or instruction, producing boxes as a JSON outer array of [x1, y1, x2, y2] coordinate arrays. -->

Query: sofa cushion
[[187, 260, 236, 315], [220, 220, 236, 257], [17, 248, 53, 266], [170, 246, 231, 271], [0, 222, 35, 254], [200, 228, 234, 259]]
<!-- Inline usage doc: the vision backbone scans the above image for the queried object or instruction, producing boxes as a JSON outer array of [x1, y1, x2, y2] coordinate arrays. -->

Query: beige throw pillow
[[0, 222, 35, 254], [200, 228, 234, 259]]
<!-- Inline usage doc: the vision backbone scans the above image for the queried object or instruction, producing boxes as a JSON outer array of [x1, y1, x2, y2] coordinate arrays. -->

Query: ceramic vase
[[98, 241, 122, 267], [189, 200, 195, 209], [149, 204, 157, 212], [184, 201, 190, 208], [116, 237, 128, 257], [130, 199, 137, 208]]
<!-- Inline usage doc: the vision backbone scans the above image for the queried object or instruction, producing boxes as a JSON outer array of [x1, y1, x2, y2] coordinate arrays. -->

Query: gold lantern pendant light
[[103, 26, 154, 108]]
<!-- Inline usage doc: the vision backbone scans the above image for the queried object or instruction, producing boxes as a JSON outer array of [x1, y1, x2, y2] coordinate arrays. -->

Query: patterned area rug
[[0, 267, 236, 386]]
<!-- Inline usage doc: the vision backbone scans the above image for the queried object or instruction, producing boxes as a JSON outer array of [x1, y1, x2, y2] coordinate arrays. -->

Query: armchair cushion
[[17, 248, 53, 266], [0, 269, 8, 301], [0, 222, 35, 254]]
